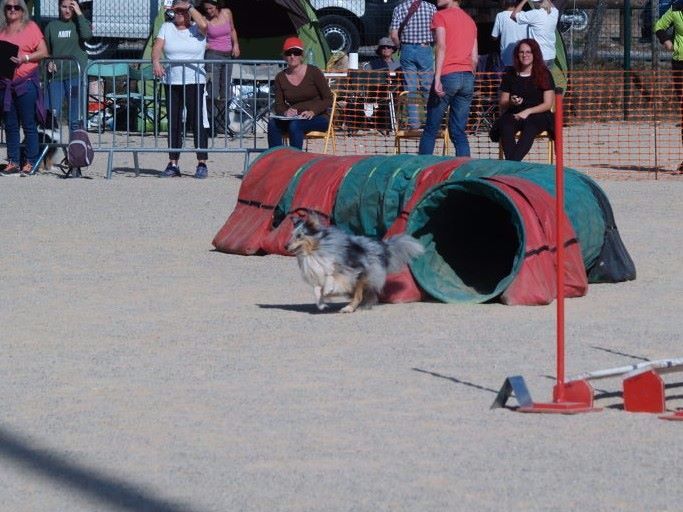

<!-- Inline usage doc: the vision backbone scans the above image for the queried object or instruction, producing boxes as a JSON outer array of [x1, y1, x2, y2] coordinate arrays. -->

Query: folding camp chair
[[304, 91, 338, 154], [86, 62, 129, 131], [281, 91, 338, 154]]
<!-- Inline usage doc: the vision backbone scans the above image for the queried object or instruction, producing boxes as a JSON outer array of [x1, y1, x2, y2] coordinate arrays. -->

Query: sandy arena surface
[[1, 150, 682, 511]]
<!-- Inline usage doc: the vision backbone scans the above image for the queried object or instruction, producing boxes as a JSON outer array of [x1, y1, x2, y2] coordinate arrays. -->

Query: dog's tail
[[385, 234, 425, 274]]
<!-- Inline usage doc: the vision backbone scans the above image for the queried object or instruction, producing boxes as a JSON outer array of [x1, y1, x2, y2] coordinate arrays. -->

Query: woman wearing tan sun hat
[[267, 36, 333, 149], [365, 36, 400, 71]]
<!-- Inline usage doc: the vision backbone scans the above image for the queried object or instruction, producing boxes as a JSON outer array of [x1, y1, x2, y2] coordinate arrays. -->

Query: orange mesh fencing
[[317, 69, 683, 178]]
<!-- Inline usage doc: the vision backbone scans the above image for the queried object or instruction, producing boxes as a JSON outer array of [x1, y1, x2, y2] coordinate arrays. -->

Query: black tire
[[80, 2, 117, 57], [319, 14, 360, 54]]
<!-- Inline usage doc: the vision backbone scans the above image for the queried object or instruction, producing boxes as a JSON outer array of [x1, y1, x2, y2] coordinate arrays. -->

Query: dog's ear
[[305, 212, 322, 230]]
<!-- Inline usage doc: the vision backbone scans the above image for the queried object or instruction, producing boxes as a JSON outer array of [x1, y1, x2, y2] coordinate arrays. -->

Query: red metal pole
[[512, 88, 599, 414], [554, 89, 566, 402]]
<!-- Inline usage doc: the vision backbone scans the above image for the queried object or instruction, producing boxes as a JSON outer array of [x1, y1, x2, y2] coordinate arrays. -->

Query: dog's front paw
[[340, 305, 356, 313]]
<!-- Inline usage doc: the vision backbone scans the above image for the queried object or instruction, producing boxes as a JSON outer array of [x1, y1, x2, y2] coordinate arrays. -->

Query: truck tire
[[80, 2, 117, 57], [319, 14, 360, 54]]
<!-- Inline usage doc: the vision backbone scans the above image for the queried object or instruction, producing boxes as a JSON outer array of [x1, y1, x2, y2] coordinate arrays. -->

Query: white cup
[[348, 53, 359, 70]]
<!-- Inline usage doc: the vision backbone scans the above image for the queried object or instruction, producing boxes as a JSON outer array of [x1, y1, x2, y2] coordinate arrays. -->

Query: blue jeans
[[4, 81, 39, 166], [400, 44, 434, 128], [47, 76, 81, 131], [419, 71, 475, 156], [268, 115, 329, 149]]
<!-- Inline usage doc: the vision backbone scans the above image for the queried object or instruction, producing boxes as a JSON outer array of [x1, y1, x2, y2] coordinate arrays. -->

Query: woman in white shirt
[[512, 0, 558, 68], [152, 0, 210, 178]]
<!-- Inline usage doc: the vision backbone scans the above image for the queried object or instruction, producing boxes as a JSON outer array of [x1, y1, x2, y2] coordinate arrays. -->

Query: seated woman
[[267, 37, 333, 149], [496, 38, 554, 161], [365, 37, 400, 71]]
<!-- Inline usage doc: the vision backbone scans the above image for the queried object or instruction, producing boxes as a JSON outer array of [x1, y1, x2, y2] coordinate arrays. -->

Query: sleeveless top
[[206, 17, 232, 53]]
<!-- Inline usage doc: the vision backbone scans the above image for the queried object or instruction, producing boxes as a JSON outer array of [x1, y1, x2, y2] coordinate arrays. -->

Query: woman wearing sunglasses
[[366, 37, 400, 71], [267, 36, 333, 149], [44, 0, 92, 131], [0, 0, 48, 176], [152, 0, 210, 178]]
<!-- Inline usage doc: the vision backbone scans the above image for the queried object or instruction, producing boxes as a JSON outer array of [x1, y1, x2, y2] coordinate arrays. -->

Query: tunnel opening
[[407, 180, 524, 303]]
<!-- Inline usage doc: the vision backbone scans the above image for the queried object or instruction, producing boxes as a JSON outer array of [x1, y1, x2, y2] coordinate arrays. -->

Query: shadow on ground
[[257, 303, 345, 314], [412, 368, 499, 395], [0, 425, 203, 512], [591, 164, 675, 174], [113, 167, 164, 177]]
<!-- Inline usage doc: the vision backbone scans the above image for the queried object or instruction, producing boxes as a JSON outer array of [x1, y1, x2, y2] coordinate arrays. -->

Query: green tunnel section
[[333, 154, 450, 238], [406, 179, 526, 303]]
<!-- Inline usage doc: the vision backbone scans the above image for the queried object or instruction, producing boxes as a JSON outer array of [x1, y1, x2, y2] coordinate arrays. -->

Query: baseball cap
[[283, 36, 304, 52]]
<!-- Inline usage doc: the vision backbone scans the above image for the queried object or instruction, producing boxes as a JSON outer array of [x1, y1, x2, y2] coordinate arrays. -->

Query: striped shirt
[[390, 0, 437, 45]]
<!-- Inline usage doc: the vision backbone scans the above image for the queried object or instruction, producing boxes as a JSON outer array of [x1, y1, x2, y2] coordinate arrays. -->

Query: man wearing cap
[[418, 0, 477, 156], [268, 36, 333, 149], [390, 0, 436, 128]]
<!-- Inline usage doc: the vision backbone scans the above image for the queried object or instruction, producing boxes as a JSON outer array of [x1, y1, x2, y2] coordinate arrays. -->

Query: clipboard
[[271, 114, 306, 120], [0, 40, 19, 80]]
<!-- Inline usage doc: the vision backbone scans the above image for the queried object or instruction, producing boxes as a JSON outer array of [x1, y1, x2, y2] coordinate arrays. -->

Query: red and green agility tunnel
[[213, 147, 635, 305]]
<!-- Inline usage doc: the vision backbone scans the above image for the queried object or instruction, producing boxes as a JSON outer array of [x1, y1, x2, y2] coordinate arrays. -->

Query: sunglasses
[[379, 46, 394, 50], [284, 49, 303, 57], [5, 4, 23, 11]]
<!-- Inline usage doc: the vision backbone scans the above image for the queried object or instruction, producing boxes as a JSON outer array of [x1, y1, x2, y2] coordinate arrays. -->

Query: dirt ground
[[1, 150, 682, 511]]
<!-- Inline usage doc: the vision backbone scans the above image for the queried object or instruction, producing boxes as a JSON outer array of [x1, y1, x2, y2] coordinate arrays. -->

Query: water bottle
[[306, 48, 315, 66]]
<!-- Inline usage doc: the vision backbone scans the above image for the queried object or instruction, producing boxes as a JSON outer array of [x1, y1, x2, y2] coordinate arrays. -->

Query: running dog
[[286, 213, 425, 313]]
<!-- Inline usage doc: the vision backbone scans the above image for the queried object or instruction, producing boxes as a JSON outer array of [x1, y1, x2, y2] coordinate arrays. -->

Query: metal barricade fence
[[83, 59, 284, 178]]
